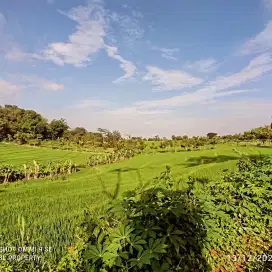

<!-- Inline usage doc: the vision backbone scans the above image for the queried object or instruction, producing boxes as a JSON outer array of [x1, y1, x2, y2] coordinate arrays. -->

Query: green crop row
[[0, 160, 78, 183], [88, 149, 135, 167]]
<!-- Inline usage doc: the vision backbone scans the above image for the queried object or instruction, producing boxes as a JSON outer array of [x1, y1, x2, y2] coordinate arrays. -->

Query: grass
[[0, 143, 91, 166], [0, 143, 272, 264]]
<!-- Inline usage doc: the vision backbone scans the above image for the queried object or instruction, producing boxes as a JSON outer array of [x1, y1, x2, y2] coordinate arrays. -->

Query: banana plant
[[33, 160, 40, 179]]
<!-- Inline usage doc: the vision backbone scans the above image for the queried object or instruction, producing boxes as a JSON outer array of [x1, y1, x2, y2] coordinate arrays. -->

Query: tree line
[[0, 105, 271, 149]]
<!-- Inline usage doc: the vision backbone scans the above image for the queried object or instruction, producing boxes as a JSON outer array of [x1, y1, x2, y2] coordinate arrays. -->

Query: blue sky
[[0, 0, 272, 137]]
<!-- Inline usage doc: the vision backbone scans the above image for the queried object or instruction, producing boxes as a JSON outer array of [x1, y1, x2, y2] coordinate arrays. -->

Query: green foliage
[[0, 160, 78, 183], [48, 119, 69, 140], [207, 132, 218, 139], [0, 105, 54, 141], [58, 156, 272, 272], [88, 150, 135, 167], [1, 105, 272, 154], [1, 143, 272, 271], [57, 167, 208, 271]]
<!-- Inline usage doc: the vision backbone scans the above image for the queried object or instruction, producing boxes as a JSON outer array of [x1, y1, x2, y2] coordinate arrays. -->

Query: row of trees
[[0, 105, 69, 143], [0, 105, 116, 148], [1, 105, 271, 149], [0, 105, 154, 150]]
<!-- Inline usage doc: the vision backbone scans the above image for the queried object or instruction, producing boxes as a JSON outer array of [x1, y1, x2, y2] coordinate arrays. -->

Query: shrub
[[58, 157, 272, 272], [57, 167, 208, 271], [0, 160, 78, 183]]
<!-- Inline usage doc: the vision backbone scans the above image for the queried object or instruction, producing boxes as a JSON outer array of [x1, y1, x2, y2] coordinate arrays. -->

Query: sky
[[0, 0, 272, 137]]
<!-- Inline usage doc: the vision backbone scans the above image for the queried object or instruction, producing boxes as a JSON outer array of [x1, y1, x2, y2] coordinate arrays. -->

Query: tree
[[14, 132, 30, 145], [0, 105, 49, 140], [71, 127, 87, 137], [0, 119, 8, 141], [207, 132, 217, 139], [49, 119, 69, 140], [97, 128, 122, 148]]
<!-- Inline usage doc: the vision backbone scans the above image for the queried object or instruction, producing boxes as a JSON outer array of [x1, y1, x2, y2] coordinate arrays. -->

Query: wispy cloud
[[23, 75, 64, 91], [109, 107, 173, 116], [133, 89, 251, 110], [71, 98, 109, 109], [185, 58, 217, 73], [57, 97, 272, 138], [127, 53, 272, 111], [7, 74, 64, 91], [105, 46, 136, 82], [32, 2, 137, 81], [5, 47, 29, 61], [0, 13, 40, 64], [109, 10, 144, 46], [143, 66, 203, 91], [0, 80, 22, 98], [240, 21, 272, 55], [209, 53, 272, 91], [38, 4, 105, 67], [214, 89, 253, 98], [4, 1, 141, 82], [151, 46, 180, 61]]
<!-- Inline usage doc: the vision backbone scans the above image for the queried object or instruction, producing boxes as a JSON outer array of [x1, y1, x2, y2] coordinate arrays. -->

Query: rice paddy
[[1, 143, 272, 263]]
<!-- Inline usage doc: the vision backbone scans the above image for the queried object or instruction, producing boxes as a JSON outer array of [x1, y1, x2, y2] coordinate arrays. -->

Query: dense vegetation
[[56, 156, 272, 272], [1, 105, 272, 271], [0, 160, 78, 183], [1, 155, 271, 271], [1, 105, 272, 154]]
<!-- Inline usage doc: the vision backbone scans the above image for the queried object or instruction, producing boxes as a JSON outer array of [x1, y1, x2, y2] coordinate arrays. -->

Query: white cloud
[[209, 53, 272, 91], [136, 53, 272, 109], [39, 4, 105, 67], [0, 80, 22, 98], [42, 82, 64, 91], [0, 14, 39, 64], [109, 11, 144, 46], [109, 107, 173, 116], [134, 89, 250, 110], [105, 46, 136, 82], [50, 98, 272, 138], [151, 46, 180, 61], [34, 2, 137, 81], [5, 47, 28, 61], [26, 76, 64, 91], [185, 58, 217, 73], [214, 89, 252, 98], [72, 99, 109, 109], [8, 74, 64, 91], [4, 46, 42, 63], [143, 66, 203, 91], [240, 21, 272, 55]]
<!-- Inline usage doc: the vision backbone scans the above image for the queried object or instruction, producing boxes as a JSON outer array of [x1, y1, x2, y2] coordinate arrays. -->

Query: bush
[[57, 157, 272, 272], [57, 167, 208, 271]]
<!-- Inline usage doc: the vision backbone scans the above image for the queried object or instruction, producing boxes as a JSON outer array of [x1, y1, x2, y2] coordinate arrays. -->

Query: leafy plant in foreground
[[57, 156, 272, 272], [57, 167, 208, 272]]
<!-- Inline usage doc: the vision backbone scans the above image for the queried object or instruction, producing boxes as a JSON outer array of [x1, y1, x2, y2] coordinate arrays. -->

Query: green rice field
[[0, 143, 91, 166], [1, 143, 272, 263]]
